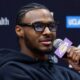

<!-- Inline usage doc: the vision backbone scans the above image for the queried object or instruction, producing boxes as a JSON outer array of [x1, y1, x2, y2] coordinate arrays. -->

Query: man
[[0, 3, 80, 80]]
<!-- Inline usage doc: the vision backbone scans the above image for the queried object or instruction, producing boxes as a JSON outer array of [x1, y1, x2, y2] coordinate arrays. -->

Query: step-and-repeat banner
[[0, 0, 80, 50]]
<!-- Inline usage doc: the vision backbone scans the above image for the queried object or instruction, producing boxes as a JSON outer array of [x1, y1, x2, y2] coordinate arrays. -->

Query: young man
[[0, 3, 80, 80]]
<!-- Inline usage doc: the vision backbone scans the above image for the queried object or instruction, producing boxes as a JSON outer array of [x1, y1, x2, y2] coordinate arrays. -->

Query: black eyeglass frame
[[17, 21, 58, 32]]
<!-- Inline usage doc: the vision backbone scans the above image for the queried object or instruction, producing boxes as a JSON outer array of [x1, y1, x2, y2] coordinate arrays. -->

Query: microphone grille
[[53, 39, 63, 48]]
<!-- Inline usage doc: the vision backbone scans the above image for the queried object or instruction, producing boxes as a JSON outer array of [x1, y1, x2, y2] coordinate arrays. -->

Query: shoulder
[[54, 64, 80, 79], [0, 61, 32, 80]]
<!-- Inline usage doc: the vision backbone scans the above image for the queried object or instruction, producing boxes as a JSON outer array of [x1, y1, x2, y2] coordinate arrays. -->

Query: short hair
[[16, 3, 49, 25]]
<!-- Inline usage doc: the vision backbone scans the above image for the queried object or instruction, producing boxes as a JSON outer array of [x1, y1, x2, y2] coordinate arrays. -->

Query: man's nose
[[42, 27, 51, 35]]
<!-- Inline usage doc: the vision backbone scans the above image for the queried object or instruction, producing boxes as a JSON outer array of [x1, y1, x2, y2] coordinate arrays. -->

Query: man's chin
[[31, 46, 53, 54], [40, 47, 53, 54]]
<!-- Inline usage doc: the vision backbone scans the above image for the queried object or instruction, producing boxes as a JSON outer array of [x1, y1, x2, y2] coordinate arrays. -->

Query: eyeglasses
[[18, 22, 57, 32]]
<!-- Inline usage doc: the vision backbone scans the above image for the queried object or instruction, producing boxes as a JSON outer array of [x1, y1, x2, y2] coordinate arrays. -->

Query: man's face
[[20, 9, 56, 53]]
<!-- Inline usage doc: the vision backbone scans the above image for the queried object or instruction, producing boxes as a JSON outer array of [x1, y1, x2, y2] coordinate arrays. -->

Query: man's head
[[15, 3, 57, 55]]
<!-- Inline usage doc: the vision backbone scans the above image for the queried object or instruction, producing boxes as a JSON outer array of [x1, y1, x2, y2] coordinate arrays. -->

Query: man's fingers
[[68, 59, 80, 71]]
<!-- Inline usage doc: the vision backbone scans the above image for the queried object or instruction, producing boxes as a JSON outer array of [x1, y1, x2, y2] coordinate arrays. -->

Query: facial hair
[[24, 34, 54, 55]]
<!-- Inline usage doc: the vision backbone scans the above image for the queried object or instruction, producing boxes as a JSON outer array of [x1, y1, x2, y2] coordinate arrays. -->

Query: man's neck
[[19, 40, 49, 61]]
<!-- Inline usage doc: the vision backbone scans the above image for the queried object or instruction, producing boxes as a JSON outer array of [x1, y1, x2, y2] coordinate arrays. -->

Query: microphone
[[53, 38, 80, 57], [51, 38, 79, 63], [47, 39, 63, 63], [49, 39, 63, 64], [53, 38, 73, 58], [53, 39, 63, 48]]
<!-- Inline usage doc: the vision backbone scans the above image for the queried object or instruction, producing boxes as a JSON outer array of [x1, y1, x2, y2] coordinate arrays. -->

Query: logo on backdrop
[[66, 16, 80, 28], [0, 17, 9, 26]]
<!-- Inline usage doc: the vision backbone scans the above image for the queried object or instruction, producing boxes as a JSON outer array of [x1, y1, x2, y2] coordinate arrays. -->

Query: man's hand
[[67, 46, 80, 72]]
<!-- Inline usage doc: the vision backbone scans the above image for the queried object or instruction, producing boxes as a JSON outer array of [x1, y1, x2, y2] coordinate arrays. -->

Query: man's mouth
[[40, 41, 52, 45], [39, 39, 52, 46]]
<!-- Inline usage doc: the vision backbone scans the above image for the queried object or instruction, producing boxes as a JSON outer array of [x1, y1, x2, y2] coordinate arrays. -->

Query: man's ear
[[15, 25, 24, 37]]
